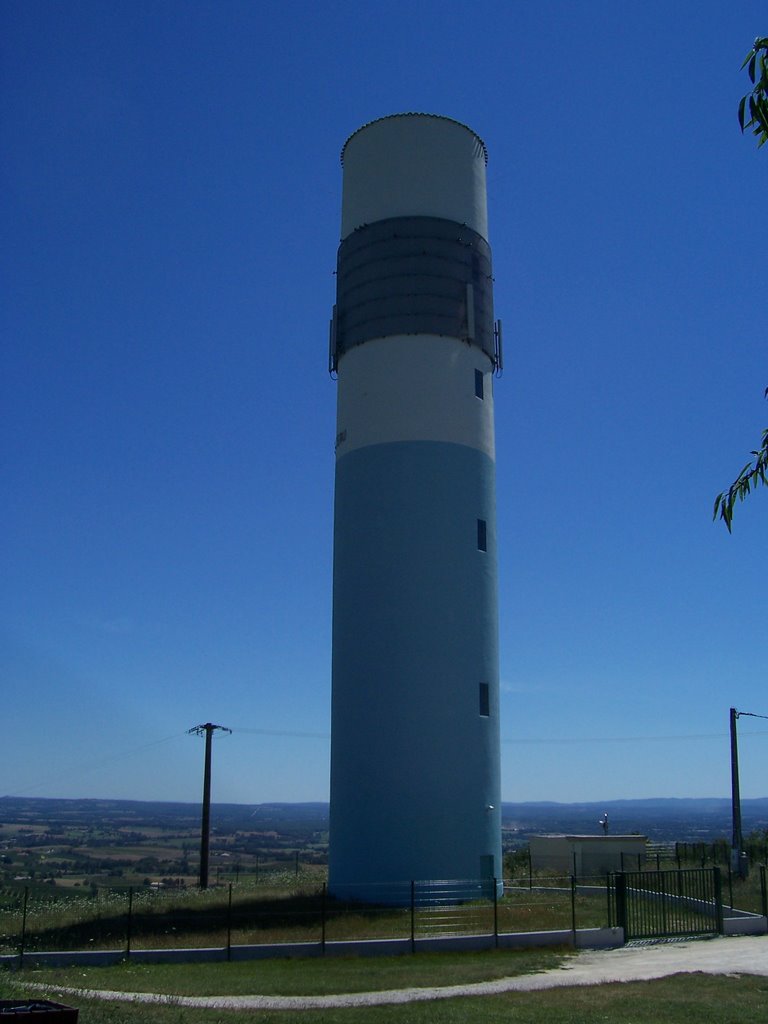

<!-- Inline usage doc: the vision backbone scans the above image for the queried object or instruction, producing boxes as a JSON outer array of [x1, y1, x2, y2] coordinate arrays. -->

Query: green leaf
[[738, 95, 747, 131]]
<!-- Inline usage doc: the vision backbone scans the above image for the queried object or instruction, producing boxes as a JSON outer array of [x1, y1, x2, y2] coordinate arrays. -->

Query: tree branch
[[713, 390, 768, 532]]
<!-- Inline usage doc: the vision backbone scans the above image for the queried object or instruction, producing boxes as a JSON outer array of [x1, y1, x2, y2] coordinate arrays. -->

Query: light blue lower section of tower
[[329, 439, 501, 898]]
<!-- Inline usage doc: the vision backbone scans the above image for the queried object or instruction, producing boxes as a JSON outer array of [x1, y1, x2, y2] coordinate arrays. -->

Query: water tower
[[328, 113, 502, 898]]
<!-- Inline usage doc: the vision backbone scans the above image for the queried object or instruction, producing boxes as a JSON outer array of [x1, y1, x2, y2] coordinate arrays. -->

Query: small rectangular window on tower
[[479, 682, 490, 717], [474, 369, 484, 399], [477, 518, 487, 551]]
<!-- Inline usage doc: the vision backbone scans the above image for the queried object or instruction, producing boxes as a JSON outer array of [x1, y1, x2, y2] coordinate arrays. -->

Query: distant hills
[[2, 795, 767, 843], [500, 797, 768, 842]]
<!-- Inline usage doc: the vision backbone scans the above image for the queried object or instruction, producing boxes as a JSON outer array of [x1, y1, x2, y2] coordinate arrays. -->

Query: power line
[[236, 728, 330, 738], [3, 732, 188, 797], [224, 727, 768, 745], [5, 725, 765, 802], [503, 731, 768, 746]]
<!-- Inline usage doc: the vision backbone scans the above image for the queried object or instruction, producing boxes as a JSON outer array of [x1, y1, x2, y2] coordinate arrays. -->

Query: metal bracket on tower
[[493, 320, 503, 376], [329, 306, 338, 378]]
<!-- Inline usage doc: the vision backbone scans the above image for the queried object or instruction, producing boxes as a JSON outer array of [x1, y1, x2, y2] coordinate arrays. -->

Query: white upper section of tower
[[340, 114, 489, 241], [335, 336, 495, 461]]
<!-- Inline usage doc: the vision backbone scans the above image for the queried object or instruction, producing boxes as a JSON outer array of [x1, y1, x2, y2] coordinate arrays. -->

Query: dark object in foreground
[[0, 1002, 78, 1021]]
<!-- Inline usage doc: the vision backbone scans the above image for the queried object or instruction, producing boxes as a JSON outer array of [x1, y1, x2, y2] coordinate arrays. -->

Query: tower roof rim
[[340, 113, 488, 167]]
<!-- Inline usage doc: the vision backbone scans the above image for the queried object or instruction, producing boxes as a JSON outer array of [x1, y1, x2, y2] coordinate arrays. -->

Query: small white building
[[529, 834, 647, 875]]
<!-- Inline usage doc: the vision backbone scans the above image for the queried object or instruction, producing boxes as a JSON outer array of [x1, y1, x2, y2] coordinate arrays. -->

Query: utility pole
[[189, 722, 231, 889], [730, 707, 744, 877], [730, 707, 768, 880]]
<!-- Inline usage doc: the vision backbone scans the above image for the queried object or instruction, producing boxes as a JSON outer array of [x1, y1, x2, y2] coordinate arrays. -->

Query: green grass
[[10, 948, 568, 995], [2, 960, 767, 1023], [723, 869, 766, 915]]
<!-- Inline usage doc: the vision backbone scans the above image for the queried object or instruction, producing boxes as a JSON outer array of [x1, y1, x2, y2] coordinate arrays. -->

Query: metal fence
[[0, 874, 612, 962], [3, 866, 765, 963], [610, 868, 723, 940]]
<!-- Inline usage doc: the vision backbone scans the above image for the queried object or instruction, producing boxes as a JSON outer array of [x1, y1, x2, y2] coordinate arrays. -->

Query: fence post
[[614, 874, 627, 939], [727, 862, 733, 911], [410, 881, 416, 954], [226, 883, 233, 961], [606, 873, 612, 926], [321, 883, 326, 954], [760, 865, 767, 919], [126, 887, 133, 959], [493, 878, 498, 948], [18, 886, 28, 970], [528, 847, 533, 890], [570, 875, 577, 945], [713, 866, 724, 935]]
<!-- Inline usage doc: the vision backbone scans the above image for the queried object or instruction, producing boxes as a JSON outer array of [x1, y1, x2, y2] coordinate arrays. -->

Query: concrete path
[[33, 935, 768, 1010]]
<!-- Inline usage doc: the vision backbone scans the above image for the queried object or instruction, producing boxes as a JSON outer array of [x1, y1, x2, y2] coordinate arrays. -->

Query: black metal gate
[[610, 867, 723, 940]]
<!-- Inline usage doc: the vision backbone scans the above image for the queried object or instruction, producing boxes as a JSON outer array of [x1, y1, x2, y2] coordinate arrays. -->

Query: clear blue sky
[[2, 0, 765, 807]]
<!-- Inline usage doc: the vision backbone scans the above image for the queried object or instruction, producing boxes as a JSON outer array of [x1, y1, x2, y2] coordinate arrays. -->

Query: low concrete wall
[[0, 950, 127, 969], [0, 924, 626, 971], [574, 927, 624, 949], [722, 915, 768, 936]]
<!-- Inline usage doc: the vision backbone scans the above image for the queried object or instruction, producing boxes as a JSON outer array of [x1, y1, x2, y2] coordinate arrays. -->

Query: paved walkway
[[34, 935, 768, 1010]]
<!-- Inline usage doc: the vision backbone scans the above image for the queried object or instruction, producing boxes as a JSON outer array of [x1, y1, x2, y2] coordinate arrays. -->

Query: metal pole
[[606, 873, 612, 926], [493, 878, 498, 947], [126, 886, 133, 958], [18, 886, 28, 970], [713, 866, 724, 935], [321, 882, 326, 954], [410, 881, 416, 953], [727, 862, 733, 911], [227, 883, 233, 961], [615, 873, 627, 940]]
